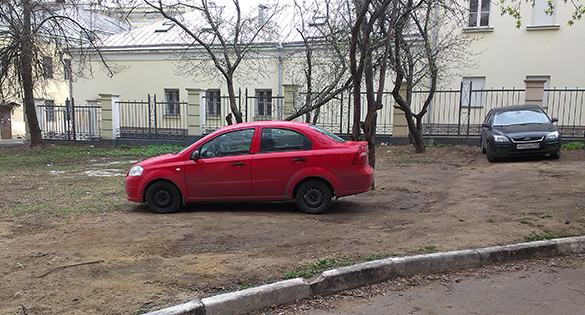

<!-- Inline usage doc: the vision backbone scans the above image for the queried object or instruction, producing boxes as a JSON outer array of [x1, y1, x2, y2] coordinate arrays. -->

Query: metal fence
[[545, 88, 585, 138], [38, 86, 585, 142], [311, 86, 584, 140], [201, 89, 283, 134], [118, 94, 188, 139], [37, 101, 101, 141]]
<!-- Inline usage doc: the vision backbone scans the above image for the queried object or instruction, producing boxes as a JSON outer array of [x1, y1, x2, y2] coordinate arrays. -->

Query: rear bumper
[[335, 164, 375, 197]]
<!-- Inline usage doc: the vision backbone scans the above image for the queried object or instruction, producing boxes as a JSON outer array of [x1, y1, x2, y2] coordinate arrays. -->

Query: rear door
[[251, 127, 314, 197], [184, 128, 255, 198]]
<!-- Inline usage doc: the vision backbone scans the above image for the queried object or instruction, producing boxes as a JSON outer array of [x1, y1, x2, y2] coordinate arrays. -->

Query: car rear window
[[309, 125, 346, 143]]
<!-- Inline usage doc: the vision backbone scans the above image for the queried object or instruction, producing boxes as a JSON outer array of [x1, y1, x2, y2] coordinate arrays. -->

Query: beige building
[[26, 0, 585, 140]]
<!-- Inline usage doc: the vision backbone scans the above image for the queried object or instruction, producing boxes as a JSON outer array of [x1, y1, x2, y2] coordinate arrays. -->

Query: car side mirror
[[190, 150, 200, 161], [551, 117, 559, 123], [481, 123, 490, 128]]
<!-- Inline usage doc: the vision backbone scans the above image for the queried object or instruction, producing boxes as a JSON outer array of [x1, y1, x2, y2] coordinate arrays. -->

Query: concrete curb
[[145, 236, 585, 315]]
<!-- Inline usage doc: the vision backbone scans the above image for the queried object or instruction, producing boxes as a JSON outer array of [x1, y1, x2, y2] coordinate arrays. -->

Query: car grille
[[510, 136, 544, 143]]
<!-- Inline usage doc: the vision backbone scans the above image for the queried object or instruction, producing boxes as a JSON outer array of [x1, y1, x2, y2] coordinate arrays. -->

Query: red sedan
[[125, 121, 374, 214]]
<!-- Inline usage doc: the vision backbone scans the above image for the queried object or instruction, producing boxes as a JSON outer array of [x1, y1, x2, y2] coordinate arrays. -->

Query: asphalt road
[[260, 254, 585, 315]]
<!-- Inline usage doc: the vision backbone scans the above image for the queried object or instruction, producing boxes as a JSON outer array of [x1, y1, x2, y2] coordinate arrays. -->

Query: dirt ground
[[1, 145, 585, 314]]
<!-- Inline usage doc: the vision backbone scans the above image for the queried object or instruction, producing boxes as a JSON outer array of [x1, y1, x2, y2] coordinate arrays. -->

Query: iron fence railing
[[118, 94, 188, 139], [38, 87, 585, 142], [37, 102, 101, 141]]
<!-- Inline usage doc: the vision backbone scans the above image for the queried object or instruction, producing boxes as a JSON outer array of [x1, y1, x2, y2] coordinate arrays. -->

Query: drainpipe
[[278, 42, 283, 120]]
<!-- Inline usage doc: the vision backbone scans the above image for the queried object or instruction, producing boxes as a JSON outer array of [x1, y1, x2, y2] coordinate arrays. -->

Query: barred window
[[43, 56, 53, 79], [256, 89, 272, 117], [206, 89, 221, 117], [165, 89, 180, 115]]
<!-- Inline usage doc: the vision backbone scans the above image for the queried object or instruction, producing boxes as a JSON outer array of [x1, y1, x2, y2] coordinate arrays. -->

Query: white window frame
[[468, 0, 490, 28], [528, 0, 559, 29]]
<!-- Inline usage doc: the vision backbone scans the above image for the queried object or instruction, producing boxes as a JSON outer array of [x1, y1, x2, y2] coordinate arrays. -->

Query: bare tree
[[0, 0, 123, 146], [389, 0, 473, 153], [281, 0, 353, 123], [144, 0, 282, 124], [349, 0, 397, 169]]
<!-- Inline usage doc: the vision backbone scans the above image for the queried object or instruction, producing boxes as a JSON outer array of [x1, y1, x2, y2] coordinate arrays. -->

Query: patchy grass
[[524, 231, 561, 242], [562, 142, 584, 150], [0, 144, 183, 223], [282, 258, 354, 279]]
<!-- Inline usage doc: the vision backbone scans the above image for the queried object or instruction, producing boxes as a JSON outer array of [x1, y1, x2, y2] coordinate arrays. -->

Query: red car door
[[251, 127, 314, 197], [184, 128, 255, 198]]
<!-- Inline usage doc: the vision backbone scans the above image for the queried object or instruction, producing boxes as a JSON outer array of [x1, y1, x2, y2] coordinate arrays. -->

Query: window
[[259, 128, 312, 153], [43, 56, 53, 79], [63, 59, 71, 80], [529, 0, 558, 28], [45, 100, 55, 122], [206, 89, 221, 117], [468, 0, 490, 28], [199, 129, 255, 158], [164, 89, 180, 115], [256, 89, 272, 117]]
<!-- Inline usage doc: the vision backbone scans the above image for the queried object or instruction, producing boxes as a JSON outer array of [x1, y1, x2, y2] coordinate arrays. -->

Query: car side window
[[199, 129, 255, 158], [259, 128, 312, 153]]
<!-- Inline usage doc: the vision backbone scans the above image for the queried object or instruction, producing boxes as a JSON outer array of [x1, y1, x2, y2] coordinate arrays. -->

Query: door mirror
[[190, 150, 200, 161], [481, 123, 490, 128], [551, 117, 559, 123]]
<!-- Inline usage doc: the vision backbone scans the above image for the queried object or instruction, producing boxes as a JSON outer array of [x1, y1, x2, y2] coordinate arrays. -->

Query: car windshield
[[493, 109, 550, 126], [309, 125, 346, 143]]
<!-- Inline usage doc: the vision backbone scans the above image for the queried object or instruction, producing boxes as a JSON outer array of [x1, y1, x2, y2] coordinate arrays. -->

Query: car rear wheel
[[295, 180, 332, 214], [146, 181, 181, 214]]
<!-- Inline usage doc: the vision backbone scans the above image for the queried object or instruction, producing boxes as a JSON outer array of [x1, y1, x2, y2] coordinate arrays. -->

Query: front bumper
[[490, 139, 561, 158]]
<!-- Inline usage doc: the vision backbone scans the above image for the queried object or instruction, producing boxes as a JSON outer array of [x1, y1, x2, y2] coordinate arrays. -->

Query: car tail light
[[353, 144, 369, 165]]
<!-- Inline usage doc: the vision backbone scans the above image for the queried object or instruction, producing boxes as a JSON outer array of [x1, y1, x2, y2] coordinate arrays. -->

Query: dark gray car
[[480, 105, 561, 162]]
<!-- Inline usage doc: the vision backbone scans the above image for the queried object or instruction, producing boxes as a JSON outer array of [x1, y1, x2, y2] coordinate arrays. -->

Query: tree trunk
[[21, 0, 42, 146], [226, 77, 243, 123]]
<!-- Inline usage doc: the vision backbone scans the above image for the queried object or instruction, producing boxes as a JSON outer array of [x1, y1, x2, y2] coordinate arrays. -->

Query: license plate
[[517, 143, 540, 150]]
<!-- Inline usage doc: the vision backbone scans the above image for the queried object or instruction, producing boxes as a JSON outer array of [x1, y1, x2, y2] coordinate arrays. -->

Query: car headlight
[[546, 131, 559, 140], [493, 135, 509, 142], [128, 165, 144, 176]]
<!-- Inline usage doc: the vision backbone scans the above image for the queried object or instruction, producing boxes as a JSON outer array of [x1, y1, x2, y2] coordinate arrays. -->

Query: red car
[[125, 121, 374, 214]]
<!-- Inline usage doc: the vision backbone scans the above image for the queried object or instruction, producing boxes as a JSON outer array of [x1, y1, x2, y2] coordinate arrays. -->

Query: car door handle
[[231, 162, 245, 166], [292, 158, 306, 162]]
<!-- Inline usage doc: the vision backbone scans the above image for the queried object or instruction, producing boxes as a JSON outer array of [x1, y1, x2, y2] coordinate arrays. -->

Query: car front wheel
[[146, 181, 181, 214], [295, 180, 332, 214]]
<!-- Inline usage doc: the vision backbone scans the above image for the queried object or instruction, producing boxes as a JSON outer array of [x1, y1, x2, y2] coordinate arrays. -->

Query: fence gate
[[37, 99, 101, 141], [117, 94, 188, 139]]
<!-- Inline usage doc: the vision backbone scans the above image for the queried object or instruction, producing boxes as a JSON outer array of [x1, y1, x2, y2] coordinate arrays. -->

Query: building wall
[[458, 0, 585, 89]]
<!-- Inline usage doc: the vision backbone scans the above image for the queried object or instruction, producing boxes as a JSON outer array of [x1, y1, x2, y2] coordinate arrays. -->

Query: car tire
[[550, 151, 561, 160], [486, 146, 497, 163], [480, 136, 487, 154], [146, 181, 181, 214], [295, 180, 332, 214]]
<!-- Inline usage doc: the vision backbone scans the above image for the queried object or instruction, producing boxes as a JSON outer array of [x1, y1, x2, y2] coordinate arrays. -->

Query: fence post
[[524, 77, 546, 107], [99, 94, 120, 143], [393, 83, 409, 137], [186, 88, 202, 141]]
